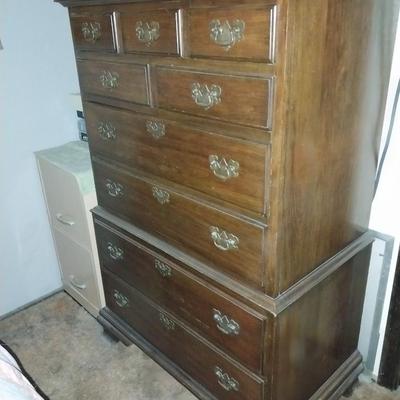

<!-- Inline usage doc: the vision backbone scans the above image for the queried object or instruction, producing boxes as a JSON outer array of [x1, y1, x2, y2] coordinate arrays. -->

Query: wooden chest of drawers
[[55, 0, 398, 399]]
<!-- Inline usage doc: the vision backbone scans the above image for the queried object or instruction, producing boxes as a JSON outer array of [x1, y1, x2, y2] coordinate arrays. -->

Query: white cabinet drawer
[[38, 158, 91, 250], [53, 228, 102, 313]]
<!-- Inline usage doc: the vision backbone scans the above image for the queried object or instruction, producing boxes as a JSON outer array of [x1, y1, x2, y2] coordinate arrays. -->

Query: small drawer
[[77, 60, 150, 105], [120, 8, 180, 55], [95, 221, 266, 373], [189, 5, 277, 63], [85, 102, 269, 214], [92, 160, 266, 289], [70, 10, 116, 53], [102, 269, 265, 400], [155, 67, 274, 129]]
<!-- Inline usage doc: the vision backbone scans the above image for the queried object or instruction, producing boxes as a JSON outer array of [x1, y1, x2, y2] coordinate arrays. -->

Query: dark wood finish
[[70, 10, 116, 52], [55, 0, 400, 398], [120, 8, 180, 55], [378, 249, 400, 390], [77, 60, 150, 104], [92, 158, 267, 289], [189, 5, 276, 63], [154, 66, 274, 129], [102, 268, 265, 400], [95, 220, 267, 373], [273, 244, 372, 400], [85, 102, 270, 214], [266, 0, 399, 295]]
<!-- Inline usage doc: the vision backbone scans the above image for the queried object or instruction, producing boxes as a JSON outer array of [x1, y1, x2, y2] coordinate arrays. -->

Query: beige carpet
[[0, 292, 398, 400]]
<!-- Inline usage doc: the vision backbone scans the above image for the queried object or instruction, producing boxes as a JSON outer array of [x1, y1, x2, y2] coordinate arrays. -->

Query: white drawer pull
[[70, 275, 87, 290], [56, 213, 75, 226]]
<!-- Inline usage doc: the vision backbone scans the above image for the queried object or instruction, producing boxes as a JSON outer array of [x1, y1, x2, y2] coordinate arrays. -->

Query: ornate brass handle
[[159, 313, 175, 331], [209, 226, 239, 251], [99, 70, 119, 90], [98, 121, 117, 141], [214, 366, 239, 392], [155, 259, 172, 278], [107, 242, 124, 261], [81, 21, 102, 43], [105, 179, 124, 198], [136, 21, 160, 46], [191, 83, 222, 110], [209, 19, 245, 51], [209, 155, 240, 181], [146, 120, 165, 139], [152, 186, 170, 205], [113, 289, 129, 308], [213, 309, 240, 336]]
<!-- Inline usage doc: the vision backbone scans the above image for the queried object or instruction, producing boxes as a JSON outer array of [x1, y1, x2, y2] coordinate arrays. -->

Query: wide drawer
[[155, 67, 274, 129], [77, 60, 150, 105], [189, 5, 277, 63], [102, 269, 265, 400], [70, 9, 116, 53], [120, 8, 180, 55], [95, 220, 265, 373], [92, 160, 266, 289], [85, 102, 269, 214]]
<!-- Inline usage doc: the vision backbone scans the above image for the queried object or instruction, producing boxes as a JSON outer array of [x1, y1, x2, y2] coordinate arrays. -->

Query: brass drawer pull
[[136, 21, 160, 46], [213, 309, 240, 336], [209, 19, 245, 51], [105, 179, 124, 198], [113, 289, 129, 308], [81, 21, 102, 43], [209, 155, 240, 181], [98, 121, 117, 141], [209, 226, 239, 251], [155, 259, 172, 278], [146, 120, 165, 139], [160, 313, 175, 331], [107, 242, 124, 261], [152, 186, 170, 205], [100, 70, 119, 90], [214, 366, 239, 392], [191, 83, 222, 110]]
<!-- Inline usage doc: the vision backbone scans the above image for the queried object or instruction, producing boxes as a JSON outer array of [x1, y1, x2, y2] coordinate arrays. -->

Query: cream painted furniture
[[36, 141, 105, 316]]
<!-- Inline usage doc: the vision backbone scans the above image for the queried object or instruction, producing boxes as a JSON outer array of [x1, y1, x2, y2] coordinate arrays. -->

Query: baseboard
[[0, 287, 63, 321]]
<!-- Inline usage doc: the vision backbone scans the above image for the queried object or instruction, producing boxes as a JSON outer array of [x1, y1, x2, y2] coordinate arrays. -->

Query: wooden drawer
[[120, 8, 180, 55], [189, 5, 277, 63], [85, 102, 269, 214], [93, 160, 266, 289], [102, 269, 265, 400], [155, 67, 274, 129], [70, 9, 116, 53], [77, 60, 150, 105], [95, 221, 266, 373]]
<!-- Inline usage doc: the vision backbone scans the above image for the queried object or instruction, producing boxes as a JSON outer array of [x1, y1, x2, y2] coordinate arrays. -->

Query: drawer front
[[120, 8, 180, 55], [38, 158, 91, 250], [54, 228, 101, 311], [85, 102, 269, 214], [77, 60, 150, 105], [95, 221, 265, 373], [155, 67, 274, 129], [103, 270, 265, 400], [189, 5, 276, 63], [70, 10, 116, 53], [93, 160, 266, 289]]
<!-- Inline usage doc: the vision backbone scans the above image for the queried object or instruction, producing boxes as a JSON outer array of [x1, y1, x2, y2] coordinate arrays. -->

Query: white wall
[[365, 16, 400, 376], [0, 0, 80, 316]]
